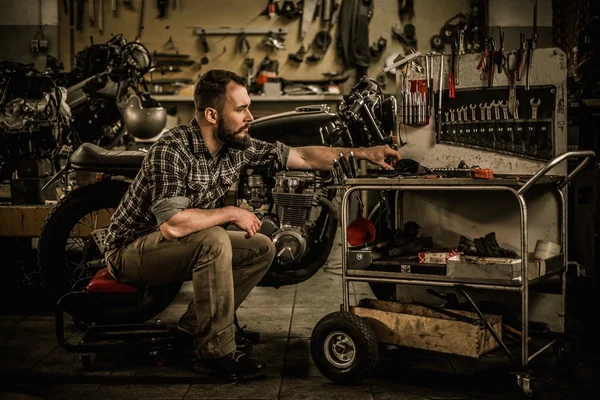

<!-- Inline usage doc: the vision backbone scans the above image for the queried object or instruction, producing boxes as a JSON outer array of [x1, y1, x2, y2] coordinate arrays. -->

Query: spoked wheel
[[39, 180, 127, 298], [310, 311, 378, 385], [38, 180, 180, 324]]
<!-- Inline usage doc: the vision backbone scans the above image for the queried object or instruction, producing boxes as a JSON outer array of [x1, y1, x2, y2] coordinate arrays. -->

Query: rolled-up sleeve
[[143, 140, 192, 224], [244, 139, 290, 171]]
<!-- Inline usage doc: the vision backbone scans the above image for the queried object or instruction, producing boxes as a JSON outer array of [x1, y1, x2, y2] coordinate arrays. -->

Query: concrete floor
[[0, 240, 599, 399]]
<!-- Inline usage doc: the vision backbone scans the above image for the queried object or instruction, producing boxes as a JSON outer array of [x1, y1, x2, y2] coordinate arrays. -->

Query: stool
[[55, 267, 177, 368]]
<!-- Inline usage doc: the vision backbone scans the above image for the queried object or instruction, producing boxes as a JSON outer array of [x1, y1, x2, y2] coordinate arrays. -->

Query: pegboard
[[396, 48, 568, 176]]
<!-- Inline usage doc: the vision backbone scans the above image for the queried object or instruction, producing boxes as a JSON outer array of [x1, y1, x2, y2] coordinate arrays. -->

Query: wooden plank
[[0, 204, 54, 237], [0, 204, 113, 237], [352, 299, 502, 358]]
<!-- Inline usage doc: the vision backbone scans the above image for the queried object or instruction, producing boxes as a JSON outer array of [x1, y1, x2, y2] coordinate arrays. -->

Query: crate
[[351, 298, 502, 358]]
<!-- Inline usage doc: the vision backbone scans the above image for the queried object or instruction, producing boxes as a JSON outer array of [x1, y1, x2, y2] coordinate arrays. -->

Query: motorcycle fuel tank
[[249, 108, 347, 147]]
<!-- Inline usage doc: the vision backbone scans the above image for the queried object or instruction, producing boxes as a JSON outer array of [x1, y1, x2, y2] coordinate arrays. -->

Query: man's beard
[[216, 117, 251, 150]]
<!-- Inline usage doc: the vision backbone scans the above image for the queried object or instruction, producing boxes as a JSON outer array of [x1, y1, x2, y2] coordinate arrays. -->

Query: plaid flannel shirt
[[104, 118, 290, 251]]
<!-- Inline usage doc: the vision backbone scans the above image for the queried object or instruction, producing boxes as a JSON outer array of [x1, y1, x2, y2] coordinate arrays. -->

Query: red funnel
[[347, 217, 376, 246]]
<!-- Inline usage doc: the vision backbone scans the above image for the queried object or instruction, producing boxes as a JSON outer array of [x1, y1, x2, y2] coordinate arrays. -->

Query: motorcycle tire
[[38, 180, 181, 324]]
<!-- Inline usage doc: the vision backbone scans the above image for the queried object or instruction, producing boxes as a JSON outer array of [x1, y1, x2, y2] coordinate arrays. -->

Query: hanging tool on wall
[[455, 29, 464, 85], [137, 0, 146, 40], [448, 36, 457, 98], [525, 0, 538, 90], [280, 1, 301, 19], [436, 53, 444, 144], [495, 27, 505, 75], [157, 0, 168, 18], [288, 45, 307, 62], [89, 0, 95, 26], [76, 0, 84, 31], [516, 32, 526, 81], [111, 0, 117, 15], [263, 0, 279, 18], [98, 0, 104, 34], [398, 0, 414, 21], [300, 0, 318, 40]]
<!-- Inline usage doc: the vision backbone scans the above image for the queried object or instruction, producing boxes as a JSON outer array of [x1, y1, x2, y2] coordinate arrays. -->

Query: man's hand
[[362, 145, 401, 170], [228, 206, 261, 238]]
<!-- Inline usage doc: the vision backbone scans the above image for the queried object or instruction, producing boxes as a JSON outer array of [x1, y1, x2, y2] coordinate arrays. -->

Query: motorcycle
[[0, 34, 157, 195], [50, 34, 157, 150], [37, 75, 398, 324]]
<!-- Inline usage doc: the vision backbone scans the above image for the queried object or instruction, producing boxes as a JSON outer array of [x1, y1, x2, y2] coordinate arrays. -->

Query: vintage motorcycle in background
[[0, 34, 158, 196], [37, 76, 398, 323]]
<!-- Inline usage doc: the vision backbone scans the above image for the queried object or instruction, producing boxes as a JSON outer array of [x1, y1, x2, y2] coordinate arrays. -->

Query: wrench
[[469, 104, 477, 120], [449, 108, 455, 122], [460, 105, 468, 121], [479, 103, 486, 121], [485, 102, 493, 120], [492, 100, 500, 120], [530, 98, 541, 119], [499, 100, 509, 119], [513, 100, 520, 119], [444, 112, 449, 122]]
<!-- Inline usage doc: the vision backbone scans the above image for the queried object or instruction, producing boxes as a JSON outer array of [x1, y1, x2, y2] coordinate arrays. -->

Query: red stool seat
[[86, 268, 138, 293]]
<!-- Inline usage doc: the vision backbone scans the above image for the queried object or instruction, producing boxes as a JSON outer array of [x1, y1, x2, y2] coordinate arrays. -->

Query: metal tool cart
[[310, 151, 595, 397]]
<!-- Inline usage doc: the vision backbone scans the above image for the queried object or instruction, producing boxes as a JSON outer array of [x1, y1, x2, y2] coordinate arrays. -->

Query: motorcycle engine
[[241, 170, 319, 265], [0, 60, 67, 179]]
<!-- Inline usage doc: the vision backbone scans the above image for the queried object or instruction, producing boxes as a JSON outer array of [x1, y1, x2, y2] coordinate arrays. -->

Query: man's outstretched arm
[[286, 145, 401, 171]]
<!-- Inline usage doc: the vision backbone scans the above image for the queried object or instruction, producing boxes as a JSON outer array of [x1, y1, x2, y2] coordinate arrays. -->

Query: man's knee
[[186, 226, 232, 259], [255, 233, 276, 264]]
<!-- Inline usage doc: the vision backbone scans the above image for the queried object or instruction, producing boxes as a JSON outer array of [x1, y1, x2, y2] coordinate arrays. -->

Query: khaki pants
[[105, 226, 275, 358]]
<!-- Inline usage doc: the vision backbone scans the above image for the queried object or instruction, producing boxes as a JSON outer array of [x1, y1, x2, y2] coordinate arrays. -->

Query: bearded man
[[104, 69, 400, 380]]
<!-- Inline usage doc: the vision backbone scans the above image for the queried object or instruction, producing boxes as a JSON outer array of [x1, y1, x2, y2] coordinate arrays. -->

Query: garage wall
[[0, 0, 60, 71], [56, 0, 471, 89]]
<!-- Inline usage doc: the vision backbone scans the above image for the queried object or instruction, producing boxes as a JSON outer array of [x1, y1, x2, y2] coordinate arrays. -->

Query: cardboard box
[[352, 299, 502, 358]]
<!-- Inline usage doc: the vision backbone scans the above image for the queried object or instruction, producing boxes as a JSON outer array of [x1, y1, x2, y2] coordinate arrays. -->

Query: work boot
[[177, 322, 253, 353], [194, 350, 267, 380]]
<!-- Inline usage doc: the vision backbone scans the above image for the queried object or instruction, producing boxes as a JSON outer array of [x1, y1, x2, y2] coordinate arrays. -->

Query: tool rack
[[312, 151, 595, 397]]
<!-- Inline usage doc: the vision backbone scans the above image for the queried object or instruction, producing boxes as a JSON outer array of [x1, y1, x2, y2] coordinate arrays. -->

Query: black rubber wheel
[[310, 311, 379, 385], [38, 180, 181, 324]]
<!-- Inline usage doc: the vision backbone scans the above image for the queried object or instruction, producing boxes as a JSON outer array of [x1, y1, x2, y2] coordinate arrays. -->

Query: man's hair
[[194, 69, 247, 114]]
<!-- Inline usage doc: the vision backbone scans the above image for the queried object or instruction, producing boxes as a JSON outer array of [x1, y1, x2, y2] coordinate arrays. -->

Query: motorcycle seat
[[70, 142, 146, 170], [87, 267, 138, 293]]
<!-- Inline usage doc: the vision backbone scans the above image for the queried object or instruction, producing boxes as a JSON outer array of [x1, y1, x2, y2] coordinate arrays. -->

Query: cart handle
[[517, 150, 596, 195]]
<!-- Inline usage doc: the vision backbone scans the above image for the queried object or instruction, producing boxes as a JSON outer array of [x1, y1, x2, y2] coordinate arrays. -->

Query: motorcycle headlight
[[378, 95, 397, 136], [123, 42, 151, 74]]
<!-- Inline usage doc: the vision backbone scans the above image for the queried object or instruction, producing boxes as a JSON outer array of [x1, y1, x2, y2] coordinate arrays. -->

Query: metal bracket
[[192, 27, 288, 36]]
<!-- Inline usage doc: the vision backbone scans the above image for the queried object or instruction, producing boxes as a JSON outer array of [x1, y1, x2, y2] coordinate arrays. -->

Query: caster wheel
[[310, 311, 378, 385], [79, 353, 92, 369], [515, 374, 543, 399]]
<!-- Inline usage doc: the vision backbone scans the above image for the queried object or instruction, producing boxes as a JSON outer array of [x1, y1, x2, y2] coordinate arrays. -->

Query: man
[[104, 69, 400, 380]]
